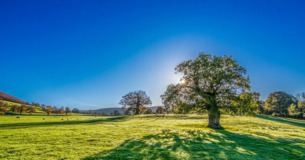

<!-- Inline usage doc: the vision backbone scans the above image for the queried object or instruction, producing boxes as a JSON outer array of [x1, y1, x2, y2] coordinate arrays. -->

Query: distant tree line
[[79, 109, 124, 116], [0, 101, 80, 116], [41, 105, 73, 116], [0, 102, 37, 115], [34, 103, 80, 116]]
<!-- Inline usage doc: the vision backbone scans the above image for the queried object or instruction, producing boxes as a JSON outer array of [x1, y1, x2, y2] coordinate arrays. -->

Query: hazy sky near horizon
[[1, 0, 305, 109]]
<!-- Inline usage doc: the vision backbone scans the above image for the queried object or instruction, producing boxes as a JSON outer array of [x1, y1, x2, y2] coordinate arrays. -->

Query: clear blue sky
[[1, 0, 305, 109]]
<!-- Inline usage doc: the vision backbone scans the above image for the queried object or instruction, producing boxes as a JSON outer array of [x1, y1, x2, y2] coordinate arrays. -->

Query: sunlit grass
[[0, 114, 304, 159]]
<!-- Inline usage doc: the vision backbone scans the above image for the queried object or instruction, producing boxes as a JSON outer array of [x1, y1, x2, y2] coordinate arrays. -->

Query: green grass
[[0, 114, 304, 160]]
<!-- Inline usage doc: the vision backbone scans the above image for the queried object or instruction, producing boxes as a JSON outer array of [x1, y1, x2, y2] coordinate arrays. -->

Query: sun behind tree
[[161, 53, 257, 128]]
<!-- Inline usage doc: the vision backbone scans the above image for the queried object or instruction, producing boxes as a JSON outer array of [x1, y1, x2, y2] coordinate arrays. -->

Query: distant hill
[[93, 106, 162, 114], [93, 107, 124, 114], [0, 91, 26, 104]]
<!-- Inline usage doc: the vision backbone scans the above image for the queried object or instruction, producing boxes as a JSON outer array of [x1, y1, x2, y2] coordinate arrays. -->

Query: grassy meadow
[[0, 114, 305, 160]]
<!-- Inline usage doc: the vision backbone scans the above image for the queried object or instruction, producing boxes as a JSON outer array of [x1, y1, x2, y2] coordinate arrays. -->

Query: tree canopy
[[65, 107, 72, 116], [229, 92, 260, 116], [161, 53, 256, 128], [119, 90, 152, 115], [264, 91, 297, 116]]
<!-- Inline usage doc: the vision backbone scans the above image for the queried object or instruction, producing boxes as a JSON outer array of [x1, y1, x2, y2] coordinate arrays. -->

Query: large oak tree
[[161, 53, 253, 128], [119, 90, 152, 115]]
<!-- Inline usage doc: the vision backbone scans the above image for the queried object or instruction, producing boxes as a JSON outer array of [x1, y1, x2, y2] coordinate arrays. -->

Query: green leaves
[[264, 91, 297, 116], [119, 90, 152, 115], [162, 53, 252, 115], [229, 92, 260, 116]]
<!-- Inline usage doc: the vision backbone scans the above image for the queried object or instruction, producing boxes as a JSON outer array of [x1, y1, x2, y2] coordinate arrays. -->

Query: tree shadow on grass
[[0, 116, 128, 129], [83, 129, 305, 160], [257, 115, 305, 128]]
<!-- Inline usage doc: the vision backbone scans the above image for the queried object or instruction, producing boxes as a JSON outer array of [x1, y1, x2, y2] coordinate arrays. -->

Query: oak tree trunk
[[135, 106, 140, 115], [135, 103, 141, 115], [207, 112, 222, 129]]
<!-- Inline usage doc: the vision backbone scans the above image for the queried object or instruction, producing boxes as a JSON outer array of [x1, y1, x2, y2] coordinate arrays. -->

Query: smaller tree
[[65, 107, 72, 116], [88, 110, 93, 115], [27, 106, 37, 115], [53, 106, 58, 114], [156, 106, 165, 114], [59, 107, 65, 114], [45, 107, 54, 115], [72, 108, 80, 113], [265, 91, 297, 116], [120, 90, 152, 115], [144, 109, 153, 114], [113, 110, 122, 116], [17, 104, 29, 115], [10, 105, 19, 113]]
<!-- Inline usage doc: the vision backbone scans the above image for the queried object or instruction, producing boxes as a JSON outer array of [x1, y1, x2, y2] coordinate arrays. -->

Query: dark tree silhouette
[[119, 90, 152, 115], [156, 106, 165, 114], [113, 110, 121, 116], [162, 53, 252, 128], [72, 108, 80, 113], [144, 109, 153, 114], [265, 91, 297, 116]]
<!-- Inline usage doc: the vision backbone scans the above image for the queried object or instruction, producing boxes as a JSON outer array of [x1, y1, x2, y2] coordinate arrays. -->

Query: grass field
[[0, 114, 305, 160]]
